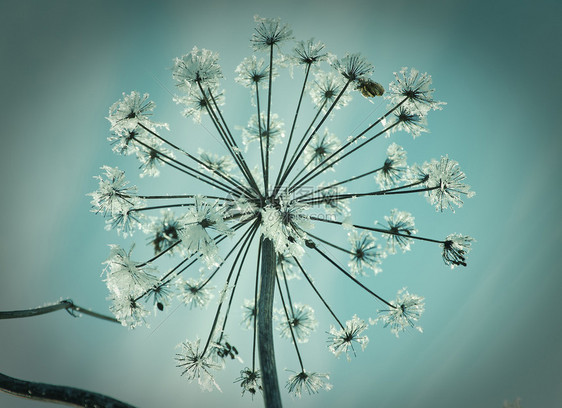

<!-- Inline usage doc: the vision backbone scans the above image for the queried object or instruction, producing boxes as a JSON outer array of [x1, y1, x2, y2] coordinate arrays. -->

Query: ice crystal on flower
[[178, 197, 231, 266], [261, 195, 312, 257], [442, 233, 474, 268], [386, 106, 428, 138], [174, 86, 224, 123], [251, 16, 293, 51], [386, 67, 445, 116], [318, 184, 350, 216], [172, 46, 223, 90], [235, 56, 271, 88], [292, 39, 327, 67], [404, 162, 429, 185], [328, 315, 369, 360], [373, 287, 425, 337], [241, 299, 256, 329], [286, 371, 332, 397], [348, 231, 385, 276], [108, 126, 151, 156], [277, 303, 318, 343], [105, 206, 144, 238], [108, 290, 150, 329], [146, 210, 182, 255], [176, 338, 222, 392], [276, 251, 299, 280], [380, 209, 417, 254], [235, 368, 262, 397], [89, 166, 143, 218], [147, 284, 172, 312], [137, 143, 172, 178], [198, 150, 235, 175], [242, 113, 284, 151], [107, 91, 166, 133], [331, 53, 374, 82], [376, 143, 407, 189], [104, 244, 159, 296], [424, 156, 475, 212], [309, 71, 352, 112], [177, 278, 214, 309], [303, 129, 340, 171]]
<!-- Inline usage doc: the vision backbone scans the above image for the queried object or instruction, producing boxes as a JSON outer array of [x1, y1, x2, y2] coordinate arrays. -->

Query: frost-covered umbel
[[91, 16, 474, 400]]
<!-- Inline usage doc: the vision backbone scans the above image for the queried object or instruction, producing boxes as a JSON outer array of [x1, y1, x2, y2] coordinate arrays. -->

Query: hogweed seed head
[[91, 16, 473, 400]]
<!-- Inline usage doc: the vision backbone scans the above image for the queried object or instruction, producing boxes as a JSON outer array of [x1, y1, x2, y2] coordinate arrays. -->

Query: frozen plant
[[91, 15, 474, 408]]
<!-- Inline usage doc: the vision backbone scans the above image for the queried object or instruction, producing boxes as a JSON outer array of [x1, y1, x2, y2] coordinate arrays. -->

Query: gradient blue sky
[[1, 0, 560, 407]]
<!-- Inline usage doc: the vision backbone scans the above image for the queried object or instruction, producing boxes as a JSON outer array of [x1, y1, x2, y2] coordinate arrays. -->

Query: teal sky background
[[1, 0, 560, 407]]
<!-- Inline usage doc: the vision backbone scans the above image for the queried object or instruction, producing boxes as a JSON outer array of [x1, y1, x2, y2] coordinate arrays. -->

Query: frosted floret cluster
[[386, 105, 428, 138], [386, 67, 446, 117], [241, 299, 256, 329], [242, 113, 285, 150], [108, 291, 149, 328], [372, 288, 425, 337], [173, 87, 225, 123], [198, 150, 235, 174], [104, 245, 157, 328], [91, 16, 475, 400], [331, 53, 374, 81], [424, 156, 475, 212], [309, 71, 352, 112], [286, 371, 332, 398], [251, 16, 293, 50], [107, 91, 155, 132], [376, 143, 407, 189], [235, 56, 271, 88], [177, 277, 214, 309], [328, 315, 369, 361], [348, 230, 385, 276], [261, 196, 312, 257], [303, 129, 340, 171], [442, 233, 474, 268], [90, 166, 142, 217], [236, 368, 262, 397], [172, 46, 223, 90], [291, 39, 328, 66], [277, 303, 318, 343], [176, 338, 222, 392], [318, 184, 350, 216], [380, 209, 417, 254], [89, 166, 145, 237], [178, 197, 231, 267], [146, 209, 182, 254]]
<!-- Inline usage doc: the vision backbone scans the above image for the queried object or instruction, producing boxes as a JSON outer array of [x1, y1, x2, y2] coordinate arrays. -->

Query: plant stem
[[0, 371, 135, 408], [257, 237, 281, 408], [0, 300, 119, 324]]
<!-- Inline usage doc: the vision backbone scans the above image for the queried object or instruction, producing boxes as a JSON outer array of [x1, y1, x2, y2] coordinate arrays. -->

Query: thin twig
[[0, 371, 135, 408], [0, 300, 119, 324]]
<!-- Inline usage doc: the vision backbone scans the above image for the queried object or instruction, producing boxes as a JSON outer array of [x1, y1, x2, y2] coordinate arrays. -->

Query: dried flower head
[[328, 315, 369, 360], [286, 370, 332, 397], [373, 288, 425, 337], [92, 16, 473, 402], [442, 234, 474, 268], [251, 16, 293, 50], [176, 338, 222, 392]]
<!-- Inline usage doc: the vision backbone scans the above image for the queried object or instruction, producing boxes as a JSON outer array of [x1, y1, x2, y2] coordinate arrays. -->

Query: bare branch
[[0, 300, 119, 324], [0, 371, 135, 407]]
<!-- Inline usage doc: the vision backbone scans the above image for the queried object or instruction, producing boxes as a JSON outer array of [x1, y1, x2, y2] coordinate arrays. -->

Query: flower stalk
[[257, 237, 281, 408]]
